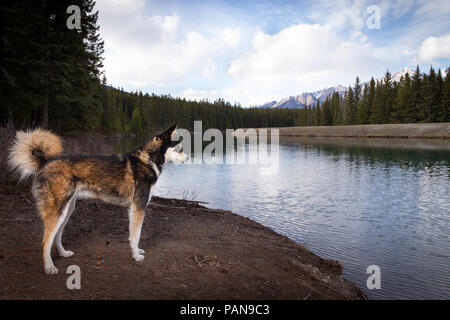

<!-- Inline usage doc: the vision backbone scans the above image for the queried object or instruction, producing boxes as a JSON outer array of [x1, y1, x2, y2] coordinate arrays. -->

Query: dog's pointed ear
[[144, 123, 178, 151], [159, 123, 178, 140]]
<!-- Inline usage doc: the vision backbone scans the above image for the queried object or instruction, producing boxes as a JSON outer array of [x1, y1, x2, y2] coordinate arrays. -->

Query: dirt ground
[[0, 184, 366, 300]]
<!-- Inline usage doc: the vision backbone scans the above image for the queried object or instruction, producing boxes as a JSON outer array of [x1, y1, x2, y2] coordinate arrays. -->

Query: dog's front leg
[[128, 202, 146, 261]]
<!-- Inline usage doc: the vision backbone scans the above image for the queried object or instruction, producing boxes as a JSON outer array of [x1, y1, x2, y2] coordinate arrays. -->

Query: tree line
[[90, 65, 450, 134], [315, 66, 449, 127], [1, 1, 448, 134], [100, 88, 302, 134]]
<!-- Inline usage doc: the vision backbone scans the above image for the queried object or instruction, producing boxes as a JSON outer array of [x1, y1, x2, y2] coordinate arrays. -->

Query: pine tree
[[405, 66, 422, 123], [437, 72, 449, 122], [331, 92, 341, 125], [314, 101, 321, 126], [383, 70, 393, 123], [0, 0, 104, 132], [433, 69, 444, 122], [370, 81, 385, 124], [367, 78, 376, 123], [353, 77, 361, 124], [321, 97, 332, 126], [391, 74, 410, 123], [0, 0, 47, 129], [357, 83, 369, 124], [344, 87, 355, 125], [419, 66, 440, 122]]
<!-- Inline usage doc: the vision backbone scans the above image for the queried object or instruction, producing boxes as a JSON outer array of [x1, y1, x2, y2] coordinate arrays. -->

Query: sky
[[94, 0, 450, 107]]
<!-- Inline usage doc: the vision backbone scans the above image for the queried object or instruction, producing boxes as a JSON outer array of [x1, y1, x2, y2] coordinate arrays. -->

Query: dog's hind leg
[[41, 200, 72, 274], [55, 197, 76, 258], [128, 202, 146, 261]]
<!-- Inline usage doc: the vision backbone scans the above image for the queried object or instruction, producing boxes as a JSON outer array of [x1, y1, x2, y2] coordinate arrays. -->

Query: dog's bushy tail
[[8, 128, 63, 180]]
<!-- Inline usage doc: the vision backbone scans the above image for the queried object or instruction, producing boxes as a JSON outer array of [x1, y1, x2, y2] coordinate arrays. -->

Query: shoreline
[[234, 123, 450, 139], [0, 185, 366, 299]]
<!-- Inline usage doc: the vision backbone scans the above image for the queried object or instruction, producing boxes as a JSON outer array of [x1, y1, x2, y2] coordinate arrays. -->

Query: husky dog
[[8, 124, 187, 274]]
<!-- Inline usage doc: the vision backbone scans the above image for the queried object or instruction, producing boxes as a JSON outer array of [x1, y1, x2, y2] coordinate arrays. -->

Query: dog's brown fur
[[8, 124, 186, 274]]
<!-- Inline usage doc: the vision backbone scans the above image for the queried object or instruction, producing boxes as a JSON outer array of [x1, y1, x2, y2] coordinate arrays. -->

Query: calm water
[[112, 136, 450, 300]]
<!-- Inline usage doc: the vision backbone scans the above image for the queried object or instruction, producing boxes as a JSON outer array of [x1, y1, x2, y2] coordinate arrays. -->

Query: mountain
[[258, 66, 449, 109], [389, 66, 449, 82], [261, 85, 347, 109], [259, 100, 277, 108], [272, 94, 315, 109], [391, 66, 414, 82]]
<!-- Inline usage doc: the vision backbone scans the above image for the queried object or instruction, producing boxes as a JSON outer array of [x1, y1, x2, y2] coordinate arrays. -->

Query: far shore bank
[[234, 123, 450, 139]]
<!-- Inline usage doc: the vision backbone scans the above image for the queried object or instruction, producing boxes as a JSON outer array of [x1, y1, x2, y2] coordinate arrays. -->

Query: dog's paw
[[45, 266, 59, 275], [59, 250, 74, 258], [133, 254, 145, 262], [138, 248, 145, 255]]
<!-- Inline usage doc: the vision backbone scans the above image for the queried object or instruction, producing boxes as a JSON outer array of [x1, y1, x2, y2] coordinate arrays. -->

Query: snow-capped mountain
[[389, 66, 449, 82], [259, 100, 277, 108], [272, 94, 316, 109], [391, 66, 414, 82], [260, 85, 347, 109], [258, 66, 449, 109]]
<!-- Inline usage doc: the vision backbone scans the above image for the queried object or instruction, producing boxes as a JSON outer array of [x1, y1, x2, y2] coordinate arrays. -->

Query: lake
[[112, 135, 450, 300]]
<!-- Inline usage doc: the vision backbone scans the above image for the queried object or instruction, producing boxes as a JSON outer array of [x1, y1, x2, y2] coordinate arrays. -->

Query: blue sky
[[95, 0, 450, 106]]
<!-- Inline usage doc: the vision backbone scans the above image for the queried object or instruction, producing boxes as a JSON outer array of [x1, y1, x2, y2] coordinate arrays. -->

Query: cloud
[[95, 1, 241, 88], [103, 29, 219, 87], [181, 88, 220, 101], [419, 34, 450, 62], [415, 0, 450, 17], [219, 28, 241, 48], [308, 0, 416, 30], [350, 31, 368, 43], [96, 0, 145, 17], [95, 0, 450, 107], [225, 23, 385, 106]]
